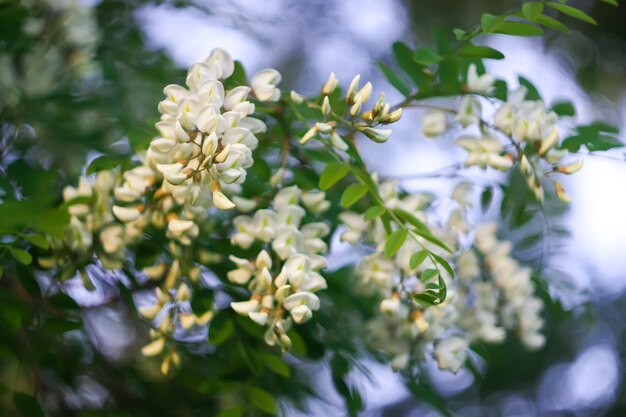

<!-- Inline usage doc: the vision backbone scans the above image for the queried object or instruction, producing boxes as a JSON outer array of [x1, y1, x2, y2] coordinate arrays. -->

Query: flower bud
[[321, 72, 338, 96], [556, 160, 583, 174], [290, 90, 304, 104], [141, 338, 165, 357], [345, 74, 361, 103], [321, 96, 331, 116]]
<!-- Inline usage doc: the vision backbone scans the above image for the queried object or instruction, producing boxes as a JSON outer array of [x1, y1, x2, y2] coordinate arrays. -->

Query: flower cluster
[[113, 49, 281, 244], [295, 72, 403, 149], [341, 181, 545, 373], [228, 186, 331, 352]]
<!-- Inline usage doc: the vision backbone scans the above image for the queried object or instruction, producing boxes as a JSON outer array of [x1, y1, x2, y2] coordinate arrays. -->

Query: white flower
[[421, 110, 447, 137], [456, 96, 482, 127], [466, 64, 494, 94], [456, 135, 512, 171], [112, 205, 141, 222], [301, 191, 330, 213], [251, 68, 281, 101], [434, 335, 469, 373], [231, 299, 259, 315]]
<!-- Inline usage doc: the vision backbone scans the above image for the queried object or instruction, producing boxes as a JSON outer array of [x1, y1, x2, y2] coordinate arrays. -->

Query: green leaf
[[384, 229, 407, 258], [392, 42, 430, 89], [413, 47, 442, 65], [409, 250, 428, 269], [518, 76, 541, 100], [43, 318, 81, 335], [602, 0, 619, 6], [551, 100, 576, 116], [481, 186, 494, 213], [363, 205, 386, 221], [258, 352, 291, 378], [319, 162, 350, 190], [377, 61, 411, 97], [86, 155, 127, 175], [561, 122, 622, 152], [25, 234, 49, 250], [341, 183, 368, 208], [13, 393, 45, 417], [546, 2, 597, 25], [535, 14, 570, 32], [495, 22, 544, 36], [412, 292, 440, 307], [209, 313, 234, 346], [216, 407, 245, 417], [457, 45, 505, 60], [248, 387, 278, 415], [9, 247, 32, 265], [522, 2, 544, 20], [392, 209, 453, 253], [421, 268, 439, 282], [432, 253, 455, 278], [481, 14, 506, 33], [127, 127, 153, 153]]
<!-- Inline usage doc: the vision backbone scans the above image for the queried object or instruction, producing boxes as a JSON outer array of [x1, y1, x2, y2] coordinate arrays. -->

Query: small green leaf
[[432, 253, 455, 278], [248, 387, 278, 415], [495, 22, 544, 36], [602, 0, 618, 6], [384, 229, 407, 258], [9, 248, 32, 265], [481, 13, 506, 33], [413, 47, 442, 65], [453, 28, 466, 40], [457, 45, 505, 60], [522, 2, 544, 20], [546, 2, 597, 25], [551, 100, 576, 117], [363, 205, 386, 221], [319, 162, 350, 190], [376, 61, 411, 97], [421, 268, 439, 282], [341, 183, 368, 208], [25, 234, 49, 250], [209, 314, 234, 346], [258, 352, 291, 378], [86, 155, 127, 175], [534, 14, 570, 32], [412, 292, 440, 307], [13, 393, 45, 417], [518, 76, 541, 100], [409, 250, 428, 269], [481, 186, 494, 213]]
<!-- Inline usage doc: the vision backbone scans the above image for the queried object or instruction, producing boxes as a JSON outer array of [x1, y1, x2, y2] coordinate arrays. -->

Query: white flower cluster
[[444, 65, 582, 202], [341, 181, 546, 373], [112, 49, 282, 248], [228, 186, 331, 352], [458, 223, 546, 350], [39, 171, 122, 271], [295, 72, 402, 148]]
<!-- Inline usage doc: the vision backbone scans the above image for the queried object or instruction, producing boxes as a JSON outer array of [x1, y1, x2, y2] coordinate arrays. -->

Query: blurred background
[[1, 0, 625, 416]]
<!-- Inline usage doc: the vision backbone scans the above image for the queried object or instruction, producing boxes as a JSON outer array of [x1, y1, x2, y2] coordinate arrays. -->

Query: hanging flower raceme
[[228, 186, 330, 352]]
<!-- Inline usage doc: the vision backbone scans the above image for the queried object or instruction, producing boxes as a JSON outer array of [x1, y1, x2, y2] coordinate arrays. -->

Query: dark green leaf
[[432, 253, 455, 278], [518, 76, 541, 100], [551, 100, 576, 117], [86, 155, 127, 175], [602, 0, 619, 6], [413, 47, 442, 65], [341, 183, 368, 208], [9, 247, 32, 265], [248, 387, 278, 415], [457, 45, 505, 60], [25, 234, 49, 250], [13, 393, 45, 417], [258, 352, 291, 378], [546, 2, 597, 25], [376, 61, 411, 97], [392, 42, 430, 89], [481, 186, 494, 213], [319, 162, 350, 190], [384, 229, 407, 258], [209, 313, 234, 346]]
